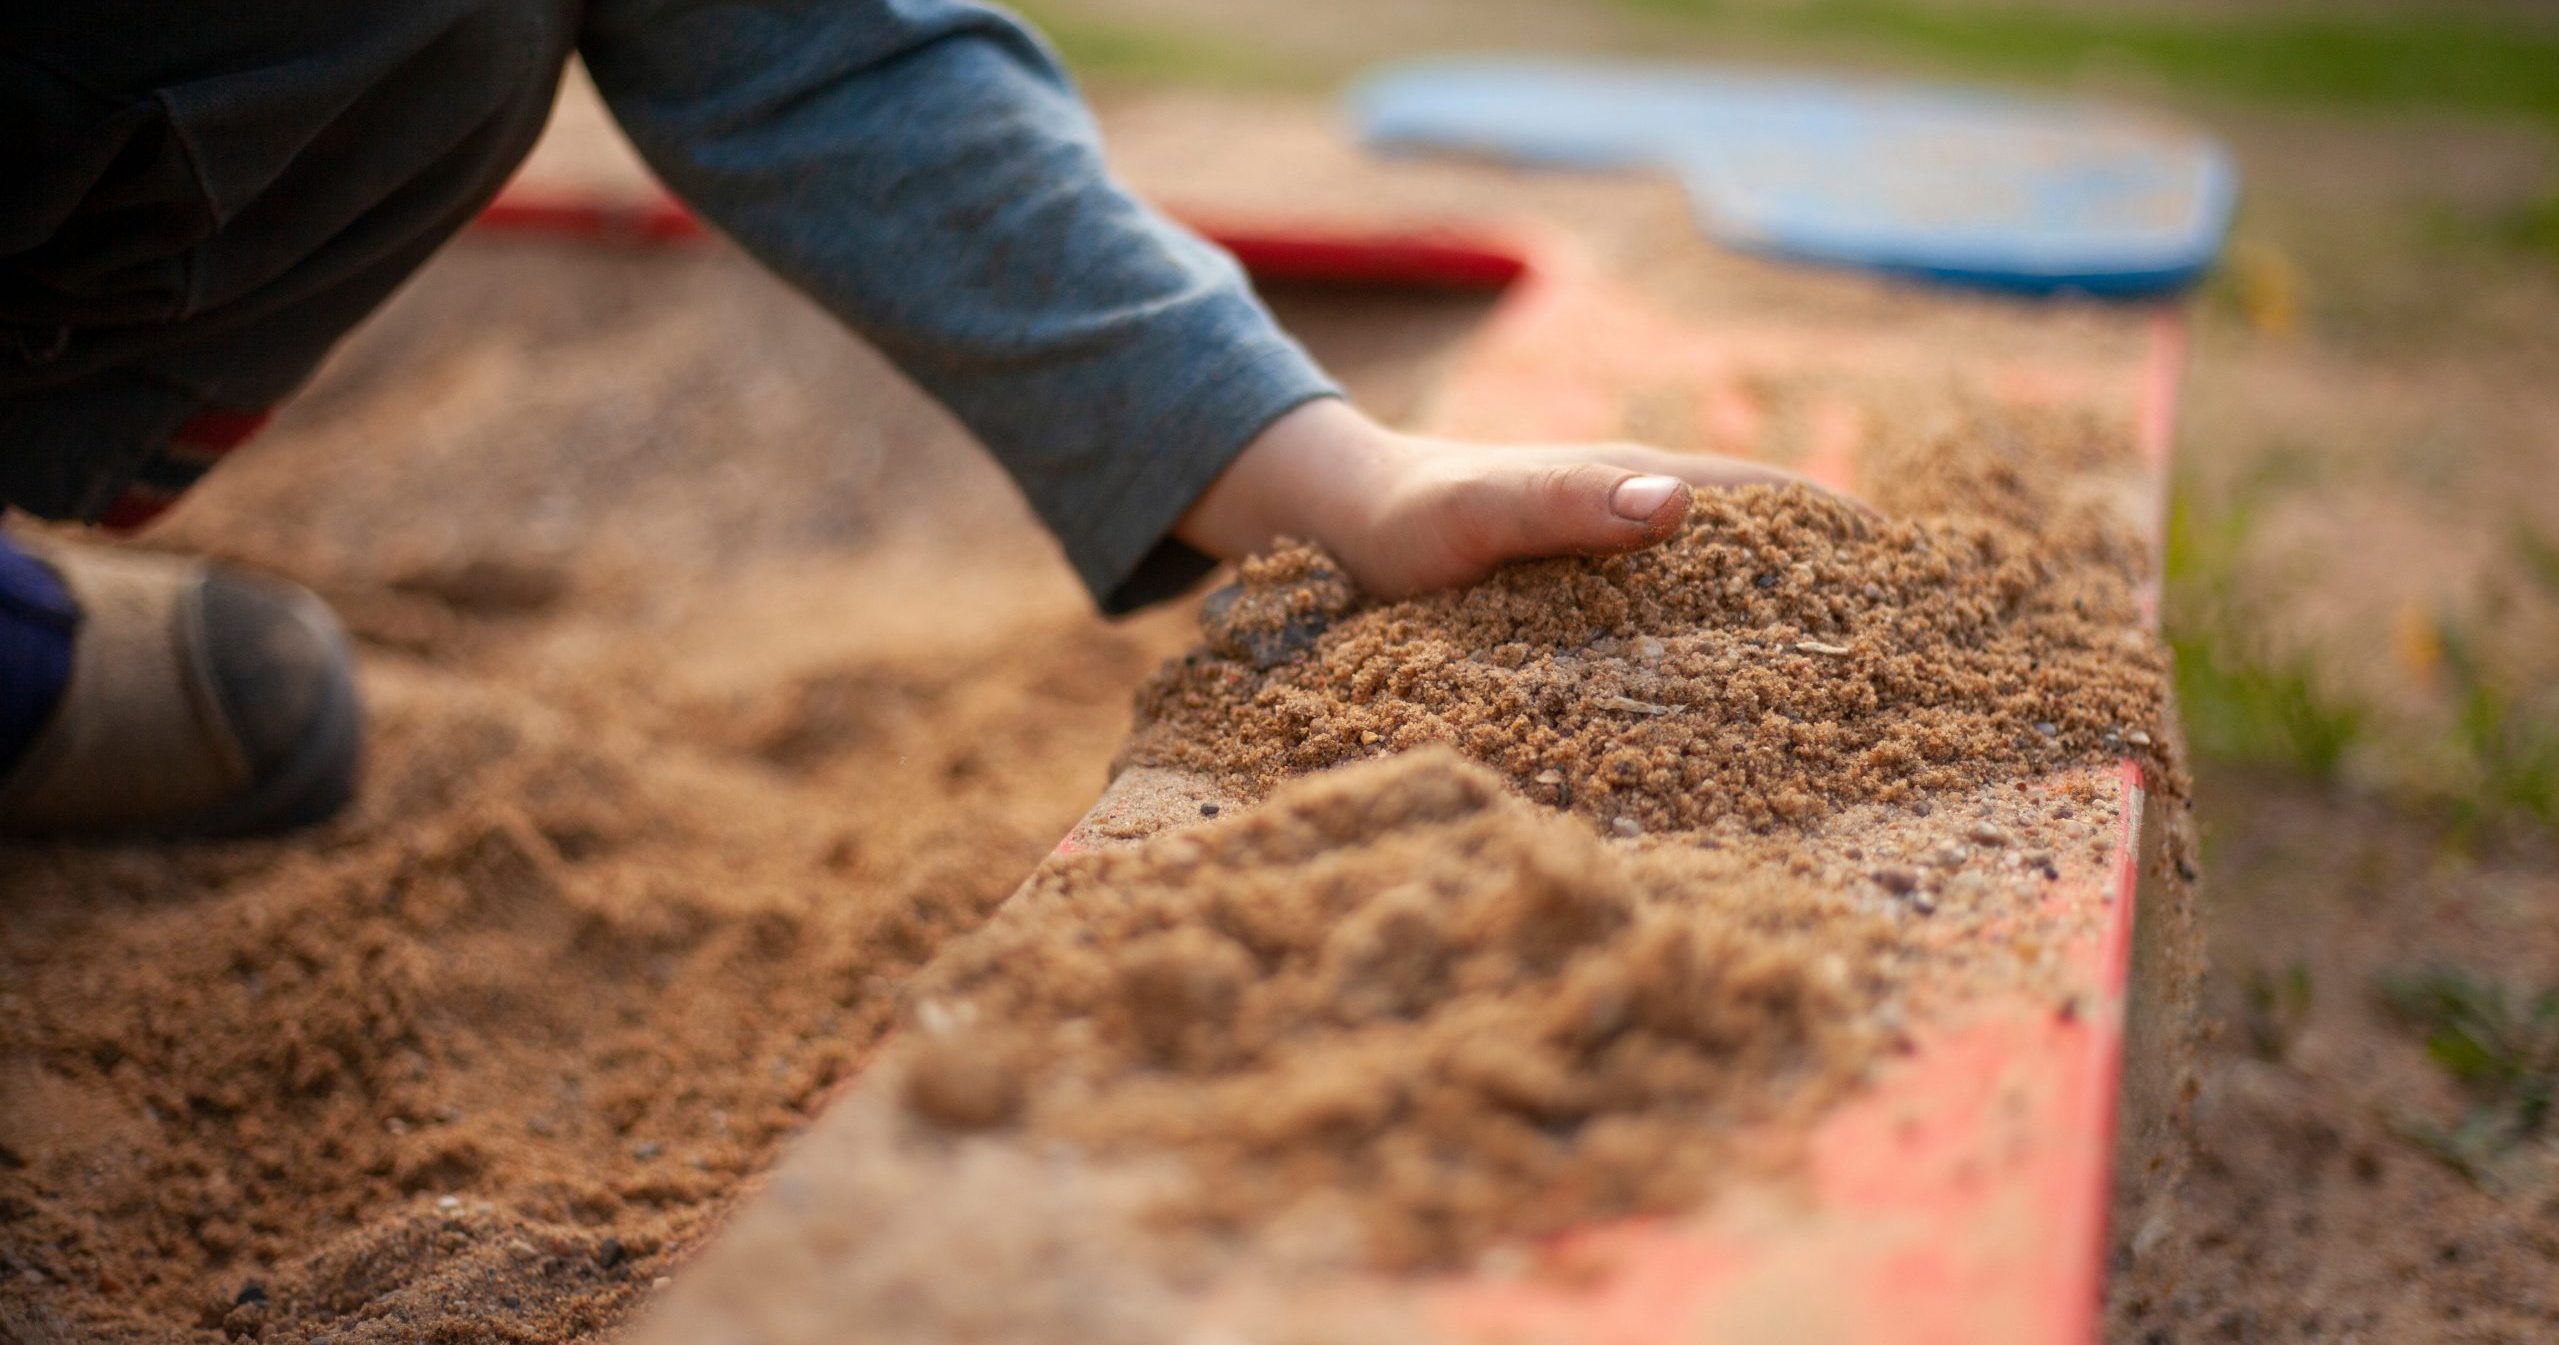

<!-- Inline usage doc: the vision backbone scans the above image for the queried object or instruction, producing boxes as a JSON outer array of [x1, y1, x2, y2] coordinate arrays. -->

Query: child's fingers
[[1426, 462, 1696, 574], [1585, 444, 1878, 516]]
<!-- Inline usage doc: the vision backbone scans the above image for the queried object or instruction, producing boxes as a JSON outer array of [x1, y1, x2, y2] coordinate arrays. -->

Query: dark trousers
[[1, 0, 578, 528]]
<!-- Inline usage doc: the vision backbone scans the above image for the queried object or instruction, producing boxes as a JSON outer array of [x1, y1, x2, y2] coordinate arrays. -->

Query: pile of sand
[[888, 400, 2184, 1269], [902, 748, 1899, 1267], [1131, 403, 2177, 836]]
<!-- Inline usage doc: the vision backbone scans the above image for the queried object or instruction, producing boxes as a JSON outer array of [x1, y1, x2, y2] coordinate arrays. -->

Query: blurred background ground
[[987, 0, 2559, 1337]]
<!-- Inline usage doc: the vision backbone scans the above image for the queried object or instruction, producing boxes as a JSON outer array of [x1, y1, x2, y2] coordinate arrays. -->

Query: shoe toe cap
[[196, 570, 363, 828]]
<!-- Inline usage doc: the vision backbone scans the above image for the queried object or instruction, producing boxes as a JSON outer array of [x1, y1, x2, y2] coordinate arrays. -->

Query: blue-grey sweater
[[0, 0, 1338, 611]]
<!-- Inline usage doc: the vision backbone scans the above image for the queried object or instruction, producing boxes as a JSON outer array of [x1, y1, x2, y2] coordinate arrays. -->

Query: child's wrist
[[1176, 398, 1409, 565]]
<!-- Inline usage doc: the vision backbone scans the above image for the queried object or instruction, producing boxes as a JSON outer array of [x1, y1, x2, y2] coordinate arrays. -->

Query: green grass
[[2507, 188, 2559, 264], [1008, 1, 1316, 86], [2162, 487, 2371, 779], [2164, 481, 2559, 831], [2514, 520, 2559, 599], [2241, 959, 2315, 1063], [2438, 621, 2559, 831], [1618, 1, 2559, 126], [2172, 634, 2368, 779], [2380, 965, 2559, 1184], [2423, 182, 2559, 276]]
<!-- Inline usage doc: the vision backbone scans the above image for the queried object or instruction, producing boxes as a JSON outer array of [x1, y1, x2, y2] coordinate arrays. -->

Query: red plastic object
[[476, 188, 1525, 289], [475, 193, 711, 245]]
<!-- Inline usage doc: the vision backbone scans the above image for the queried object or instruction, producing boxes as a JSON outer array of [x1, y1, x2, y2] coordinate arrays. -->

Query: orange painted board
[[1052, 227, 2179, 1345]]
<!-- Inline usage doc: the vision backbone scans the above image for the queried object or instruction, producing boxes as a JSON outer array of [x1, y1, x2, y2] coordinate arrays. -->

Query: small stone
[[651, 1276, 673, 1291], [630, 1141, 663, 1161], [1635, 637, 1665, 661], [435, 1195, 461, 1212], [904, 1040, 1023, 1131], [1198, 802, 1220, 818], [2032, 721, 2060, 738], [1966, 821, 2009, 847], [1533, 769, 1564, 785], [1911, 892, 1939, 916], [1871, 867, 1920, 895], [1861, 583, 1885, 601], [597, 1237, 629, 1270], [1199, 580, 1340, 670], [1754, 572, 1780, 589], [1929, 846, 1966, 870], [2127, 729, 2153, 746], [1610, 816, 1642, 838]]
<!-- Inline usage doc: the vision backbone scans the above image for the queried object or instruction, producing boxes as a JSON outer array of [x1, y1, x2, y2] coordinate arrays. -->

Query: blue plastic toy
[[1352, 58, 2237, 297]]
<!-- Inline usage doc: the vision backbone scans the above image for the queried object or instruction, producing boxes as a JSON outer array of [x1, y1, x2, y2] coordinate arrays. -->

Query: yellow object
[[2393, 598, 2443, 693], [2224, 239, 2303, 338]]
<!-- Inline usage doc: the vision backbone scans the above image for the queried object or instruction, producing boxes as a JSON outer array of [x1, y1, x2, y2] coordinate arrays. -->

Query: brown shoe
[[0, 542, 361, 838]]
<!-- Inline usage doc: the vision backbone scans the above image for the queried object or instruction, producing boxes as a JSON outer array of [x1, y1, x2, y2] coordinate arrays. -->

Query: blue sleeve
[[578, 0, 1340, 612]]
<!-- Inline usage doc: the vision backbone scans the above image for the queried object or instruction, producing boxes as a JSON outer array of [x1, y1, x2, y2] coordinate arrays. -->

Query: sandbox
[[622, 102, 2195, 1345], [0, 90, 2189, 1345]]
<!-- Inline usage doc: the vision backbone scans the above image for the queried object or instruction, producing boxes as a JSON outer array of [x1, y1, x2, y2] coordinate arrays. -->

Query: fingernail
[[1610, 475, 1684, 521]]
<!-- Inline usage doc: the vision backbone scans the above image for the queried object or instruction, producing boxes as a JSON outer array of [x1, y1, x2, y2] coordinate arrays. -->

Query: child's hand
[[1175, 398, 1857, 599]]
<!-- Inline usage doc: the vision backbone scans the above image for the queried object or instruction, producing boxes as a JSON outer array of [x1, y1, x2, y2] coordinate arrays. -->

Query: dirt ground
[[2108, 773, 2559, 1344]]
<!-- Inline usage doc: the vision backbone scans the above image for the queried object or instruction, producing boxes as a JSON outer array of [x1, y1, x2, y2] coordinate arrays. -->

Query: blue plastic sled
[[1351, 58, 2237, 297]]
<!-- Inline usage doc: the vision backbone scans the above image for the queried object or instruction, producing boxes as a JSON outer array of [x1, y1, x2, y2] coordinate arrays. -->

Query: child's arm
[[582, 0, 1828, 611]]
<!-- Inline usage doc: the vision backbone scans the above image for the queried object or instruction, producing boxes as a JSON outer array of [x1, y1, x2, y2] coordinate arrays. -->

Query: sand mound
[[887, 401, 2184, 1269], [902, 748, 1899, 1267], [1131, 404, 2177, 836]]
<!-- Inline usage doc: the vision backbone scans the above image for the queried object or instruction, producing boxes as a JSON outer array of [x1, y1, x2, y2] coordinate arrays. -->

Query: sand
[[2105, 772, 2559, 1344], [2, 86, 2192, 1342], [1131, 416, 2176, 838], [901, 748, 1901, 1268], [875, 392, 2184, 1272], [0, 203, 1212, 1340]]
